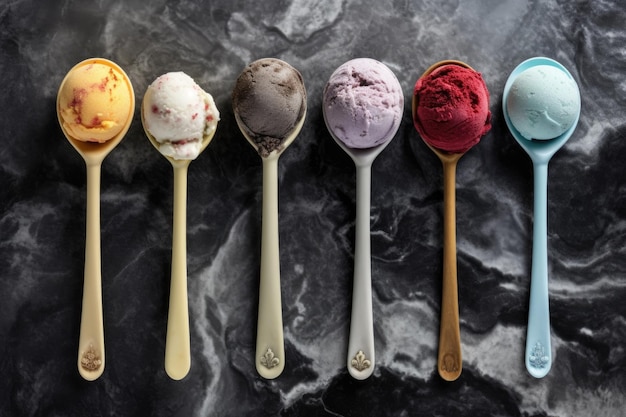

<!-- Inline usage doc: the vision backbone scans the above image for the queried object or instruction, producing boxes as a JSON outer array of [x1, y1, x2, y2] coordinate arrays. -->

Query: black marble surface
[[2, 0, 625, 416]]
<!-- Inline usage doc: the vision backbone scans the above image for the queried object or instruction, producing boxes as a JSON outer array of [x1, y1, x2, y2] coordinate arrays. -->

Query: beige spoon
[[56, 58, 135, 381], [412, 60, 476, 381], [141, 105, 217, 380], [234, 114, 306, 380]]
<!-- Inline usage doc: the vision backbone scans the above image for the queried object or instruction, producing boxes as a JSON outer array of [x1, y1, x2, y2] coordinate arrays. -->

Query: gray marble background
[[1, 0, 625, 416]]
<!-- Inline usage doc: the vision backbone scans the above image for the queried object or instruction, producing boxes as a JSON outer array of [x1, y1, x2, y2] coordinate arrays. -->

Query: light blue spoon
[[502, 57, 581, 378]]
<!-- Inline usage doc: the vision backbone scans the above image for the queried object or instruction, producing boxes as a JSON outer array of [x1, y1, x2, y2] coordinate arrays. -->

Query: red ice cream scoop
[[413, 62, 491, 153]]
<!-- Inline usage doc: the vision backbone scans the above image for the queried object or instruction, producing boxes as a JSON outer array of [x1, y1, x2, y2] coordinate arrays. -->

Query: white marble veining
[[1, 0, 625, 416]]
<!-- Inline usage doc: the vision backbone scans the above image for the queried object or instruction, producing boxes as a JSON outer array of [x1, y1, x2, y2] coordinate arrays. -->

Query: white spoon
[[325, 138, 395, 380], [322, 58, 403, 379], [502, 57, 581, 378]]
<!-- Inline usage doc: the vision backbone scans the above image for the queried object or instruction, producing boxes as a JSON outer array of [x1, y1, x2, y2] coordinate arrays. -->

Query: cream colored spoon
[[235, 114, 306, 379], [56, 58, 135, 381], [322, 58, 403, 380], [141, 105, 217, 381], [232, 58, 307, 379], [412, 60, 478, 381]]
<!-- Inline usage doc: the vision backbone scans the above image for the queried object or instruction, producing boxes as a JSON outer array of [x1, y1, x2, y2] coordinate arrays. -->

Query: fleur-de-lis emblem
[[529, 342, 550, 369], [440, 352, 459, 373], [351, 350, 371, 372], [260, 348, 280, 369], [81, 344, 102, 371]]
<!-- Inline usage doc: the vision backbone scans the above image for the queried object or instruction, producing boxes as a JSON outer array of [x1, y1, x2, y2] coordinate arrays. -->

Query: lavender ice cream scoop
[[322, 58, 404, 149]]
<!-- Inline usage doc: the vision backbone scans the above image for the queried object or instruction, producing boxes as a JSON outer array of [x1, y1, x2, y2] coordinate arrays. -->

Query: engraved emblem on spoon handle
[[78, 163, 105, 381], [347, 164, 375, 380]]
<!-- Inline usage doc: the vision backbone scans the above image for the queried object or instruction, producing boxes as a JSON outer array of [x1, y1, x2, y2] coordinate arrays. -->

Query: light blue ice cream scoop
[[506, 62, 580, 140]]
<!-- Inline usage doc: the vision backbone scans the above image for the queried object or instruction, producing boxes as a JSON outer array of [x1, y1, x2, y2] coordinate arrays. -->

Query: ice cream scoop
[[323, 58, 404, 149], [142, 72, 219, 160], [412, 60, 491, 382], [58, 59, 134, 143], [323, 58, 403, 380], [56, 57, 135, 381], [502, 57, 581, 379], [505, 64, 580, 140], [413, 62, 491, 153], [232, 58, 307, 157], [141, 72, 219, 380], [232, 58, 307, 379]]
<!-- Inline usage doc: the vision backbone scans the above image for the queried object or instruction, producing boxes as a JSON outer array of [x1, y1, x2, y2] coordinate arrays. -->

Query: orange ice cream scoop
[[58, 58, 134, 143]]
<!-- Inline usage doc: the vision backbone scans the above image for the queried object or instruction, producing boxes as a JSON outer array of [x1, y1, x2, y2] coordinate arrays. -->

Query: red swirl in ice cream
[[57, 59, 134, 143], [142, 72, 219, 160], [413, 64, 491, 153]]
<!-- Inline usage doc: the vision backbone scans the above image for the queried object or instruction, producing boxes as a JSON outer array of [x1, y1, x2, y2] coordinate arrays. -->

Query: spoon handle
[[438, 159, 462, 381], [256, 157, 285, 379], [78, 163, 106, 381], [525, 162, 552, 378], [165, 165, 191, 380], [347, 164, 375, 380]]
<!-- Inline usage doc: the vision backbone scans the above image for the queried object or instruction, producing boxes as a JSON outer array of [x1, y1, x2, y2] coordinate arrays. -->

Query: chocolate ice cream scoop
[[232, 58, 307, 157]]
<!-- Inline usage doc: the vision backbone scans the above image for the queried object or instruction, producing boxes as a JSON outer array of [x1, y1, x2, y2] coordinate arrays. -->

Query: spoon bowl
[[234, 111, 305, 161], [140, 99, 217, 380], [502, 57, 581, 378], [141, 107, 217, 168], [329, 134, 394, 167], [56, 58, 135, 381]]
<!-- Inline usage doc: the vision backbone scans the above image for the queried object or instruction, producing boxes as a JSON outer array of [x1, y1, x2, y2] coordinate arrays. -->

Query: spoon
[[502, 57, 581, 378], [412, 60, 489, 381], [56, 58, 135, 381], [322, 58, 403, 380], [232, 58, 307, 379], [141, 101, 217, 381], [234, 114, 306, 379]]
